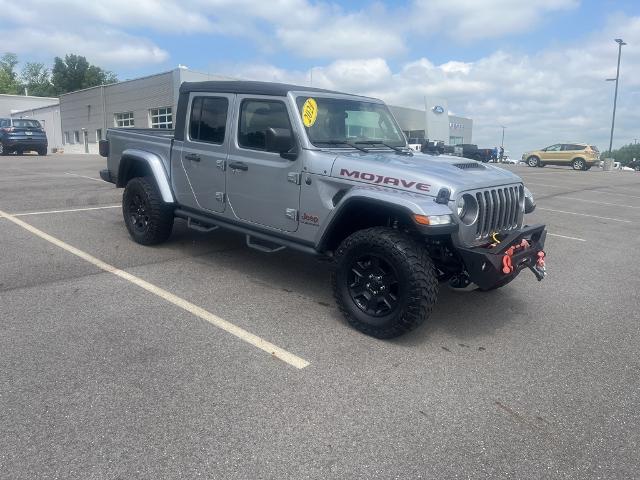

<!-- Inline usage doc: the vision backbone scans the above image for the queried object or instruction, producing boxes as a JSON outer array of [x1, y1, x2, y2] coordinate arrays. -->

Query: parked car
[[406, 137, 423, 152], [627, 159, 640, 171], [522, 143, 599, 170], [0, 118, 48, 156], [99, 80, 546, 339]]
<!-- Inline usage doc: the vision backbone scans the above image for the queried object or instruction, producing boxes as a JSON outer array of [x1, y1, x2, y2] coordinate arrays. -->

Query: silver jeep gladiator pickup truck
[[99, 80, 546, 338]]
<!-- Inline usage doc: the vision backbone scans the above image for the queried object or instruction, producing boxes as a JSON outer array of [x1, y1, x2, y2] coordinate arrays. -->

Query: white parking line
[[0, 208, 310, 370], [1, 205, 121, 218], [538, 207, 631, 223], [593, 190, 640, 200], [548, 233, 586, 242], [560, 197, 640, 209], [64, 172, 104, 182], [525, 182, 566, 188]]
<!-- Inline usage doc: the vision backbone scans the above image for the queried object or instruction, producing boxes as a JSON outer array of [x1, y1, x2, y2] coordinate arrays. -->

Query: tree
[[20, 62, 55, 97], [603, 142, 640, 166], [51, 54, 117, 94], [0, 53, 20, 94]]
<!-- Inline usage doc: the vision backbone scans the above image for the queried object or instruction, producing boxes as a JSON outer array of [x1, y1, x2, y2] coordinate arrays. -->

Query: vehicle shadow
[[166, 222, 525, 344]]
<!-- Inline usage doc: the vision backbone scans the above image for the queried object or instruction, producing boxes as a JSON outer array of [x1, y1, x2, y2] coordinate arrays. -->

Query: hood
[[330, 151, 522, 197]]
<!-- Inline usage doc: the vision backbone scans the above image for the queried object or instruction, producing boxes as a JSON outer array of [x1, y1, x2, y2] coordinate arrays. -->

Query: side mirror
[[265, 127, 297, 160]]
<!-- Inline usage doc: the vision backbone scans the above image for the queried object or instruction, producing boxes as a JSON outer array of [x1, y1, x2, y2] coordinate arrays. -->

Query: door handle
[[185, 153, 200, 162], [229, 161, 248, 171]]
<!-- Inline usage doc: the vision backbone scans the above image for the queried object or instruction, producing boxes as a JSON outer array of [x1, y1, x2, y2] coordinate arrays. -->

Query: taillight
[[1, 127, 15, 132]]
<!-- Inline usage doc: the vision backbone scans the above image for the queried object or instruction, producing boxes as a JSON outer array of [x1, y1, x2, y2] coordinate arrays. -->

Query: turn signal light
[[414, 214, 453, 225]]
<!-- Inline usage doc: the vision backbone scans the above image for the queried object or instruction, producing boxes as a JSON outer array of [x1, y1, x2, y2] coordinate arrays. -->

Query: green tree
[[603, 142, 640, 166], [20, 62, 55, 97], [51, 54, 117, 94], [0, 53, 20, 94]]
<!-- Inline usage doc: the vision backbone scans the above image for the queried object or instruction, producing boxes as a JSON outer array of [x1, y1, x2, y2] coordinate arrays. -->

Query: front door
[[539, 143, 563, 163], [180, 92, 234, 213], [226, 96, 301, 232]]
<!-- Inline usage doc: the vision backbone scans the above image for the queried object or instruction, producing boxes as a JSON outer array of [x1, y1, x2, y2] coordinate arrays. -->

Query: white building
[[0, 94, 58, 118]]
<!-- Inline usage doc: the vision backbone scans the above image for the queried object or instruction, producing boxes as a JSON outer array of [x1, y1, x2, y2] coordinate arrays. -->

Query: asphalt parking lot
[[1, 154, 639, 479]]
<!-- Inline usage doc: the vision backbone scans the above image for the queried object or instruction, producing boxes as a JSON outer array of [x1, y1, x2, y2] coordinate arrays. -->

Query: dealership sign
[[432, 105, 445, 114]]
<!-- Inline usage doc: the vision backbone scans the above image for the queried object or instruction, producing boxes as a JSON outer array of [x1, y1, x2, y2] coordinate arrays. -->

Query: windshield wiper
[[354, 140, 413, 156], [316, 140, 369, 152]]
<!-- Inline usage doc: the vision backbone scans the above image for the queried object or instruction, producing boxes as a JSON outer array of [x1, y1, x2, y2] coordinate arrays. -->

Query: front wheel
[[527, 156, 539, 167], [331, 227, 438, 338], [123, 176, 174, 245]]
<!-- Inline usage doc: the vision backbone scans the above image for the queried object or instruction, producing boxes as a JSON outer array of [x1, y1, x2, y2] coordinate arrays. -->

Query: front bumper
[[99, 169, 115, 184], [457, 224, 547, 290]]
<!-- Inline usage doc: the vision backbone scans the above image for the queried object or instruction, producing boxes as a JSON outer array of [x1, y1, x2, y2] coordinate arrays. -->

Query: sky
[[0, 0, 638, 157]]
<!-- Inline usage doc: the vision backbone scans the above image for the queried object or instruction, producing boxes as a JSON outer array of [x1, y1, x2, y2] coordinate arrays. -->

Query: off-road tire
[[527, 156, 539, 167], [572, 158, 585, 170], [331, 227, 438, 338], [123, 176, 174, 245]]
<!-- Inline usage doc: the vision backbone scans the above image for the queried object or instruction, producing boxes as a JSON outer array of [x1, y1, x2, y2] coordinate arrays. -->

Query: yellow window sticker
[[302, 98, 318, 127]]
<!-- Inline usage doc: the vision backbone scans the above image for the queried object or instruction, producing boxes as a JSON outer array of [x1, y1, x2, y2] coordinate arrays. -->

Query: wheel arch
[[117, 149, 174, 203], [316, 190, 454, 253]]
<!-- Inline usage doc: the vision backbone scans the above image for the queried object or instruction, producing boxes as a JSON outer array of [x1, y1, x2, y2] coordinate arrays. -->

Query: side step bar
[[174, 208, 321, 257]]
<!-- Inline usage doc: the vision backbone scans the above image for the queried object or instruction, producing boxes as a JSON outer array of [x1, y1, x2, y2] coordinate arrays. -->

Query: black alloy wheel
[[129, 192, 151, 235], [332, 227, 438, 338], [347, 254, 400, 317]]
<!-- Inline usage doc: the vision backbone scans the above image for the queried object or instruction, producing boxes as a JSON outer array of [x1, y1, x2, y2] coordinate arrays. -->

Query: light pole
[[500, 126, 506, 162], [606, 38, 626, 155]]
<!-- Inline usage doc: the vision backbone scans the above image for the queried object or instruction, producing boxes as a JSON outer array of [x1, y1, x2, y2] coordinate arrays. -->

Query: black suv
[[0, 118, 48, 155]]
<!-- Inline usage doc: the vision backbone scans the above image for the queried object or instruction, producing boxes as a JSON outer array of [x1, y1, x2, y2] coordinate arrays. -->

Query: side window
[[238, 99, 291, 151], [189, 96, 228, 144], [546, 144, 561, 152]]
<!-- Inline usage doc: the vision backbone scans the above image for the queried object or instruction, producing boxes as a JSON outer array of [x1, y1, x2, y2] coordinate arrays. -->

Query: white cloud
[[224, 14, 640, 157]]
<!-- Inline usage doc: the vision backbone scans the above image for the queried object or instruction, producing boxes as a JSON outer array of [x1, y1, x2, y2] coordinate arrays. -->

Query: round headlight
[[456, 196, 466, 217], [457, 194, 479, 225]]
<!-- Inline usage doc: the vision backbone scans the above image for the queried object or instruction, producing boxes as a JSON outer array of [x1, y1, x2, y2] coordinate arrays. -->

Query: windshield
[[295, 96, 406, 148], [12, 119, 41, 128]]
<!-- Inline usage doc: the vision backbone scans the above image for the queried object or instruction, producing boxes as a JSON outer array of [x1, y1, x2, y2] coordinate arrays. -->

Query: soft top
[[180, 80, 357, 98]]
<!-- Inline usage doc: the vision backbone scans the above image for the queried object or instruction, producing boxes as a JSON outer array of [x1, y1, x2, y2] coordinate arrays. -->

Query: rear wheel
[[123, 176, 174, 245], [572, 158, 585, 170], [331, 227, 438, 338], [37, 147, 47, 156], [527, 156, 539, 167], [0, 143, 5, 156]]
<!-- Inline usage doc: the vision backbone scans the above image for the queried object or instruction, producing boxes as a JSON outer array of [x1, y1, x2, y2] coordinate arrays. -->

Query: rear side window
[[563, 144, 585, 151], [238, 99, 291, 151], [189, 96, 228, 144]]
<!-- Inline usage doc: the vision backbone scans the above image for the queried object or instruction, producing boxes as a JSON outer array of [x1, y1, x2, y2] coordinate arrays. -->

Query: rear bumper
[[457, 224, 547, 290], [99, 169, 115, 184], [2, 138, 47, 149]]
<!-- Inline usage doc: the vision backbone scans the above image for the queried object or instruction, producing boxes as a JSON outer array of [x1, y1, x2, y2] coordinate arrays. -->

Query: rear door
[[180, 93, 234, 213], [561, 144, 585, 164], [225, 96, 301, 232]]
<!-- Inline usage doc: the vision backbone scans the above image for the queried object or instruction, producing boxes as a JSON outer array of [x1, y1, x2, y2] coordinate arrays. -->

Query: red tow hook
[[502, 246, 515, 274]]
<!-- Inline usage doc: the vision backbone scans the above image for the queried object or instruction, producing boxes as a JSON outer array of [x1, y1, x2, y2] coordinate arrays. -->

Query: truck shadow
[[167, 223, 526, 343]]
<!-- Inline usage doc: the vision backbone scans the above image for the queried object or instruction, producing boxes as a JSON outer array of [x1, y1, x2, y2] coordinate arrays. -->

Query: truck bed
[[106, 128, 175, 182]]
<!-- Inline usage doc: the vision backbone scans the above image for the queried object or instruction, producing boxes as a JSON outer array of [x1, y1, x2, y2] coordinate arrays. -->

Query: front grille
[[475, 185, 523, 239]]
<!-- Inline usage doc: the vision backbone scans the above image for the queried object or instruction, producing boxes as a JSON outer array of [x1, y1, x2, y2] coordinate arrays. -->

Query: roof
[[179, 80, 349, 97]]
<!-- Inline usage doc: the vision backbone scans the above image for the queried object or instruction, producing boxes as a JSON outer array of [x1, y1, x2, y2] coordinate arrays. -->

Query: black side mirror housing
[[98, 139, 109, 157], [265, 127, 297, 160]]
